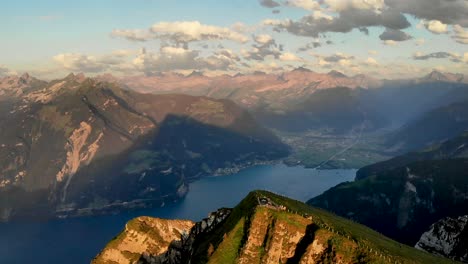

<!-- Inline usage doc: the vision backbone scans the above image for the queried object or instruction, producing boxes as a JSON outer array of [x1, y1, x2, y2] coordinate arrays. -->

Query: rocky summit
[[95, 191, 451, 264]]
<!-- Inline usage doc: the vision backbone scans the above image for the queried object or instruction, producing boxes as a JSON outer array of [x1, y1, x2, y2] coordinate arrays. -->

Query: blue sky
[[1, 0, 467, 79]]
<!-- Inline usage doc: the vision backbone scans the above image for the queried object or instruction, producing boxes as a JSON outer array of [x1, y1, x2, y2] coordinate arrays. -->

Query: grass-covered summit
[[96, 190, 452, 263]]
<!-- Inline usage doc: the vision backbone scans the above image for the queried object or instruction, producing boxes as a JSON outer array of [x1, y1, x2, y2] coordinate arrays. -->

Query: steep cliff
[[416, 215, 468, 262], [93, 217, 194, 264], [96, 191, 451, 263]]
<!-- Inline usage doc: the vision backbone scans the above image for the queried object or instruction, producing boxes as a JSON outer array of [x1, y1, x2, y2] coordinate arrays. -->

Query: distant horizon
[[3, 67, 466, 82]]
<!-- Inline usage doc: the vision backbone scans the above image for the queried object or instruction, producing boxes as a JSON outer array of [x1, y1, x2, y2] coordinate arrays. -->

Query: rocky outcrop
[[416, 215, 468, 263], [93, 217, 194, 264], [98, 191, 452, 264], [139, 208, 232, 264]]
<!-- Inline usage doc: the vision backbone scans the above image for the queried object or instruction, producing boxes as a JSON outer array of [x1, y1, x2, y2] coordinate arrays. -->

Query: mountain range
[[108, 69, 468, 135], [0, 74, 288, 221]]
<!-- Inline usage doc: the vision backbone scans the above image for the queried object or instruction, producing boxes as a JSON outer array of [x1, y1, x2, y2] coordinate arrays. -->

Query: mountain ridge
[[94, 190, 452, 264], [0, 76, 288, 221]]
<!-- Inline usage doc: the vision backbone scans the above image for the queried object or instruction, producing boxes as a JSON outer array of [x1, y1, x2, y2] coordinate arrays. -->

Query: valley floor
[[279, 130, 393, 169]]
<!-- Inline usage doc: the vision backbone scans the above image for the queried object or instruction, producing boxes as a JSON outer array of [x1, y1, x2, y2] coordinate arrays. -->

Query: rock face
[[0, 74, 288, 221], [93, 217, 195, 264], [97, 191, 452, 264], [416, 215, 468, 263]]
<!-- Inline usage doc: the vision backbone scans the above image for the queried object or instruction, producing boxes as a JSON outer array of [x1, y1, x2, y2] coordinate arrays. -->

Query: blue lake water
[[0, 164, 355, 264]]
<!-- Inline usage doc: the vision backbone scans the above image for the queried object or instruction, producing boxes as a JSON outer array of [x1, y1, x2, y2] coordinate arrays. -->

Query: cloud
[[286, 0, 321, 10], [150, 21, 249, 44], [423, 20, 448, 34], [413, 51, 464, 63], [312, 52, 355, 68], [279, 52, 303, 61], [249, 62, 284, 73], [368, 50, 378, 55], [322, 53, 355, 63], [112, 21, 248, 45], [259, 0, 280, 8], [111, 29, 153, 42], [379, 28, 412, 41], [325, 0, 385, 13], [298, 41, 322, 51], [0, 65, 17, 77], [264, 0, 468, 45], [365, 57, 378, 65], [133, 47, 240, 75], [242, 34, 282, 61], [53, 46, 242, 75], [254, 34, 274, 45], [264, 8, 410, 38], [53, 53, 117, 72], [383, 40, 397, 46], [453, 25, 468, 44], [385, 0, 468, 27]]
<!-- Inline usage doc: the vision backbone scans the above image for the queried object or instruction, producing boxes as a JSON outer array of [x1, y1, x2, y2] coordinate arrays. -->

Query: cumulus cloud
[[254, 34, 274, 45], [383, 40, 398, 46], [413, 51, 464, 63], [379, 28, 412, 41], [53, 46, 241, 75], [365, 57, 378, 65], [322, 53, 355, 63], [264, 8, 410, 38], [325, 0, 385, 13], [150, 21, 248, 44], [133, 47, 240, 75], [453, 25, 468, 44], [242, 34, 282, 61], [259, 0, 280, 8], [263, 0, 468, 45], [423, 20, 448, 34], [112, 21, 248, 45], [385, 0, 468, 27], [279, 52, 303, 61], [297, 41, 322, 52], [53, 53, 117, 72], [111, 29, 152, 41], [286, 0, 321, 10], [312, 52, 355, 68]]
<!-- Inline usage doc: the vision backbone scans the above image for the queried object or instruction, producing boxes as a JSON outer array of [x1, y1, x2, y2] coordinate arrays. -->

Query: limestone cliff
[[93, 217, 194, 264]]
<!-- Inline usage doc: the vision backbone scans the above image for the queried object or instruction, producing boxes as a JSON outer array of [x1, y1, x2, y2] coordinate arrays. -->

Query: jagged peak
[[186, 70, 204, 78], [20, 72, 31, 80], [327, 70, 347, 78], [292, 66, 312, 72]]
